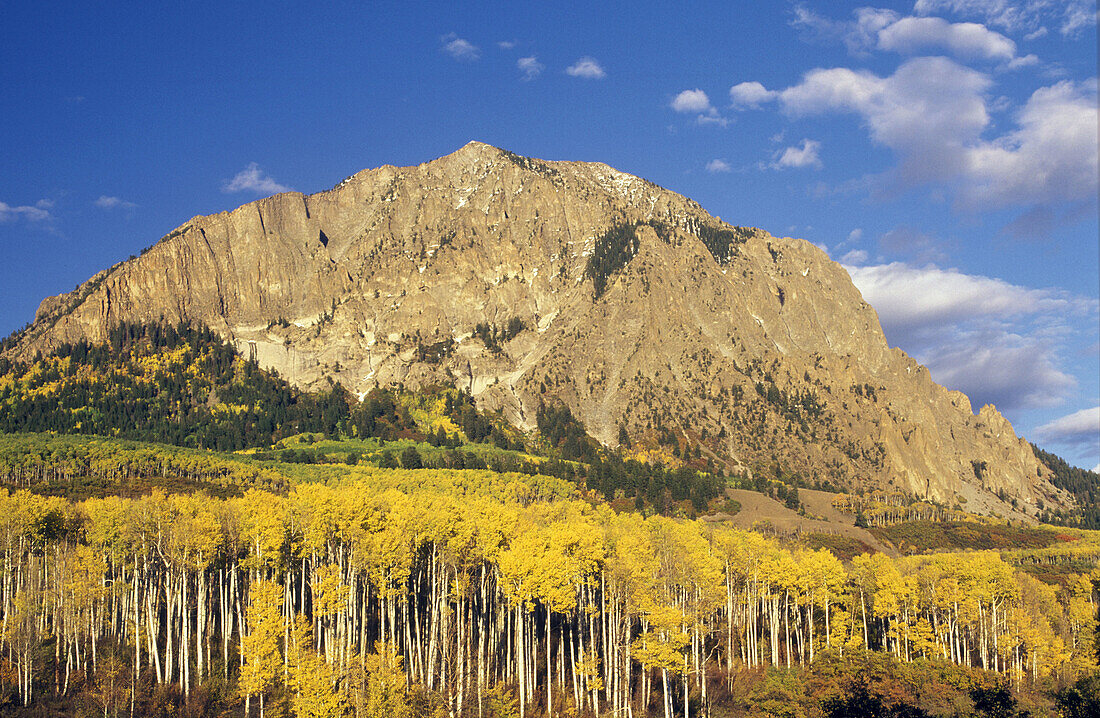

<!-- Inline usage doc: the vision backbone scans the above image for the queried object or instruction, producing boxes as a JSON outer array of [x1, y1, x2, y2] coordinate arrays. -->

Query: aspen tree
[[287, 614, 347, 718], [240, 580, 282, 718], [363, 641, 411, 718]]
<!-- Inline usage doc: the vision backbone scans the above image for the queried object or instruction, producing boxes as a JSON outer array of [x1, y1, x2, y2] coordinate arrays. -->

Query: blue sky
[[1, 0, 1097, 469]]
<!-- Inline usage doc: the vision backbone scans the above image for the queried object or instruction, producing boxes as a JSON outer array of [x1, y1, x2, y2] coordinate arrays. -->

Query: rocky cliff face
[[10, 142, 1061, 516]]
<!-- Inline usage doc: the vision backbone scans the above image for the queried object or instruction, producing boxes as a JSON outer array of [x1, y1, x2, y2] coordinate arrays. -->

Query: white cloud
[[566, 57, 606, 79], [791, 4, 898, 53], [876, 16, 1017, 61], [441, 33, 480, 61], [729, 81, 777, 108], [845, 261, 1080, 332], [671, 89, 712, 113], [1006, 53, 1039, 69], [920, 333, 1076, 411], [1035, 407, 1100, 451], [94, 195, 136, 210], [913, 0, 1096, 37], [1060, 3, 1096, 36], [705, 159, 732, 173], [772, 58, 1098, 221], [696, 114, 729, 127], [840, 248, 869, 264], [0, 200, 52, 222], [497, 40, 517, 50], [773, 139, 823, 169], [845, 261, 1096, 411], [959, 79, 1098, 211], [222, 163, 292, 194], [1023, 26, 1048, 40], [671, 89, 727, 125], [846, 228, 864, 243], [795, 5, 1045, 65], [517, 56, 543, 81]]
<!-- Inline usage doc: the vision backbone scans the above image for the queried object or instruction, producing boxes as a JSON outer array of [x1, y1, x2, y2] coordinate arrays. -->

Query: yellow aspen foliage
[[287, 615, 347, 718], [574, 649, 604, 693], [312, 564, 349, 620], [362, 641, 411, 718], [633, 599, 691, 674], [239, 579, 283, 714], [237, 489, 288, 574]]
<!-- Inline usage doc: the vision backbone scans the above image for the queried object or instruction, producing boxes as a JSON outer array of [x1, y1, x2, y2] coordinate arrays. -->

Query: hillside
[[2, 142, 1063, 516], [1, 314, 1097, 717], [0, 438, 1096, 717]]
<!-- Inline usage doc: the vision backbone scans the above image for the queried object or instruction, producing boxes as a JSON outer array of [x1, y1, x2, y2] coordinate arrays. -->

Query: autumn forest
[[0, 324, 1097, 717]]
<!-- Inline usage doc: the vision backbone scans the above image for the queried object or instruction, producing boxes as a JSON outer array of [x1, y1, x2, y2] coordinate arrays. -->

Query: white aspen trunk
[[725, 572, 734, 686], [147, 581, 162, 684], [662, 668, 671, 718], [861, 589, 869, 650], [197, 566, 205, 686], [625, 608, 633, 718], [684, 654, 690, 718], [517, 605, 525, 718], [807, 600, 814, 664], [182, 572, 191, 697], [164, 572, 174, 683], [221, 568, 230, 681], [576, 606, 586, 711], [546, 608, 552, 718], [783, 591, 791, 668], [569, 619, 580, 710], [558, 620, 566, 708]]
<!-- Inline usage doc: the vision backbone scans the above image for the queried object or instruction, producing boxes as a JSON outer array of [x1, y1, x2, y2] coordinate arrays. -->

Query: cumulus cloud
[[876, 16, 1017, 60], [845, 260, 1096, 412], [517, 56, 543, 81], [772, 58, 1098, 222], [845, 261, 1082, 332], [778, 59, 992, 189], [497, 40, 517, 50], [671, 89, 727, 125], [671, 89, 713, 113], [795, 5, 1047, 65], [0, 200, 52, 223], [729, 81, 777, 108], [1035, 407, 1100, 452], [919, 333, 1076, 411], [846, 228, 864, 244], [222, 164, 292, 195], [566, 57, 606, 79], [94, 195, 136, 210], [441, 33, 480, 61], [705, 159, 732, 173], [959, 79, 1098, 211], [773, 139, 823, 169]]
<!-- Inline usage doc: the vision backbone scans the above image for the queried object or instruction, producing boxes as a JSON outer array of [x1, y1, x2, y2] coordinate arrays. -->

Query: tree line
[[0, 478, 1095, 717]]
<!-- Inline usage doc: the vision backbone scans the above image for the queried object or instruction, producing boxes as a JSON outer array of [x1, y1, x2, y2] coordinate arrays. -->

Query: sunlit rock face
[[12, 142, 1060, 516]]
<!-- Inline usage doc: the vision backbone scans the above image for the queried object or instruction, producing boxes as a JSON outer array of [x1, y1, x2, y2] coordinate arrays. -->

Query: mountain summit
[[10, 142, 1060, 515]]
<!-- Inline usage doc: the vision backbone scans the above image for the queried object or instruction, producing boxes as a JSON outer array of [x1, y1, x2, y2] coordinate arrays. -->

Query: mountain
[[5, 142, 1064, 516]]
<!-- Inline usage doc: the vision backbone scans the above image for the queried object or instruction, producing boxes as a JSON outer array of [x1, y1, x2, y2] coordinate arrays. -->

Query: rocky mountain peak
[[7, 144, 1063, 518]]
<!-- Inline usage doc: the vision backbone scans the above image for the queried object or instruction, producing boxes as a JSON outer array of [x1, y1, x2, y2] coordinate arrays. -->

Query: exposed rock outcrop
[[9, 142, 1059, 516]]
